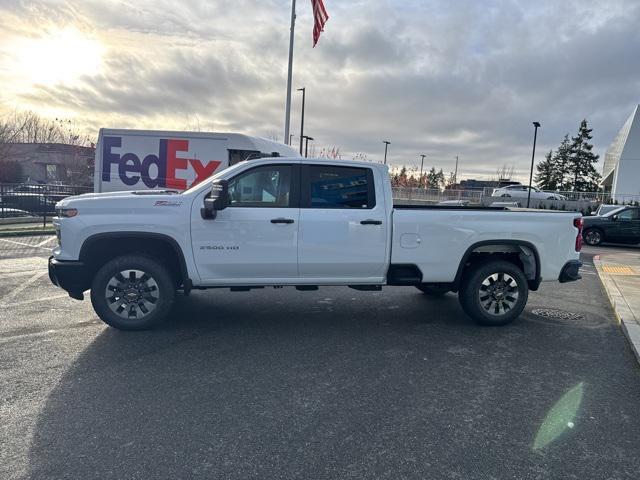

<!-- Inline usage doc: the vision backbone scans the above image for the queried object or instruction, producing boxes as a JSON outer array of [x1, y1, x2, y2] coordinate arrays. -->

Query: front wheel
[[90, 254, 176, 330], [459, 260, 529, 326]]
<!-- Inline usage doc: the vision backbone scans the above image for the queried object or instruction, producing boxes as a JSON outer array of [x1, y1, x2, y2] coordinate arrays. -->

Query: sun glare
[[15, 28, 103, 86]]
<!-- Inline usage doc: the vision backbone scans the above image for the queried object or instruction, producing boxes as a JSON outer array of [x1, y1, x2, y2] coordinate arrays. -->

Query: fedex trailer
[[94, 129, 298, 192]]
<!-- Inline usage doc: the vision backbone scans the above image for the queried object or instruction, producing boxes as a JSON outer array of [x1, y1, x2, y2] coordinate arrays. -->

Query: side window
[[228, 165, 292, 207], [617, 209, 638, 221], [305, 166, 374, 209]]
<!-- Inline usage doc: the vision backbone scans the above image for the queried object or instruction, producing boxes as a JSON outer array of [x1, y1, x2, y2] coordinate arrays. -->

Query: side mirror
[[201, 180, 229, 220], [611, 214, 618, 221]]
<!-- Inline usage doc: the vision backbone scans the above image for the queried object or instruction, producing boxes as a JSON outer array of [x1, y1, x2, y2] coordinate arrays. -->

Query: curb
[[594, 257, 640, 366]]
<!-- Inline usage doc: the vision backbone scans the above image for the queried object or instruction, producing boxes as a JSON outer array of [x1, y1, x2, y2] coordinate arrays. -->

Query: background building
[[601, 104, 640, 202], [1, 143, 94, 185]]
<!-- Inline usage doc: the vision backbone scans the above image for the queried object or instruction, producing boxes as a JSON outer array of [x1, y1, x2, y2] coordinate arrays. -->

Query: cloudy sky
[[1, 0, 639, 180]]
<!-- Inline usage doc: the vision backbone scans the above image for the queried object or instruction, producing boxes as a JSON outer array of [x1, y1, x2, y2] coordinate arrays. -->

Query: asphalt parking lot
[[1, 236, 639, 479]]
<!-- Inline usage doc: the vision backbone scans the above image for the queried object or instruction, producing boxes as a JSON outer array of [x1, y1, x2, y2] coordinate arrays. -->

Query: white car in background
[[492, 185, 566, 201]]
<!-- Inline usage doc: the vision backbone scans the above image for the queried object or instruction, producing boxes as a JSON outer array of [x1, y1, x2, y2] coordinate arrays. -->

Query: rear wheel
[[459, 260, 528, 326], [416, 284, 450, 296], [583, 228, 603, 246], [90, 254, 176, 330]]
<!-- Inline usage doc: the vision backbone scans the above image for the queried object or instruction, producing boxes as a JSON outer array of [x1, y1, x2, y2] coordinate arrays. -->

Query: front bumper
[[559, 260, 582, 283], [48, 256, 88, 300]]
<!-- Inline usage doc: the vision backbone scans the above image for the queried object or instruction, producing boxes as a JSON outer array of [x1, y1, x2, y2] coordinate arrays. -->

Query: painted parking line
[[0, 271, 48, 307], [0, 238, 53, 251], [2, 293, 71, 308], [35, 236, 57, 247]]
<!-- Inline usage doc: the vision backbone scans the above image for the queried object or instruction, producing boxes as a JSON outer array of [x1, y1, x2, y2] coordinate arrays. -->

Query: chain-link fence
[[0, 183, 92, 226]]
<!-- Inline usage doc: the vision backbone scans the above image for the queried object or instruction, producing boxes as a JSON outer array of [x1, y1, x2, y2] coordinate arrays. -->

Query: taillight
[[574, 217, 583, 252]]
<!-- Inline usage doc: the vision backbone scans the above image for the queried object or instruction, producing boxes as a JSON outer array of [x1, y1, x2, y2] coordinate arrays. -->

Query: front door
[[609, 208, 638, 243], [297, 164, 388, 283], [191, 164, 300, 283]]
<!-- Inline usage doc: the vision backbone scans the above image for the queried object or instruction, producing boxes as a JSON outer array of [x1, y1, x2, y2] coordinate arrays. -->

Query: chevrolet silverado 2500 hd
[[49, 158, 583, 330]]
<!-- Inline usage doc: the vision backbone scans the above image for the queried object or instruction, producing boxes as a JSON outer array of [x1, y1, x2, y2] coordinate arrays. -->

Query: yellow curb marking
[[601, 264, 636, 275]]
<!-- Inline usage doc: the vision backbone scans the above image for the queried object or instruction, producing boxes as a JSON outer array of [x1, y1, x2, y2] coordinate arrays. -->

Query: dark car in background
[[583, 206, 640, 246]]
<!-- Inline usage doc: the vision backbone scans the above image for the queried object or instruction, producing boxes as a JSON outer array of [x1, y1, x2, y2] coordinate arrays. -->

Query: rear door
[[297, 164, 388, 282]]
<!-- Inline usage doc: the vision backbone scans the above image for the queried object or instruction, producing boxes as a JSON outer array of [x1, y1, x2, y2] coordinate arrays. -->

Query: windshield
[[180, 162, 247, 195], [602, 206, 626, 217]]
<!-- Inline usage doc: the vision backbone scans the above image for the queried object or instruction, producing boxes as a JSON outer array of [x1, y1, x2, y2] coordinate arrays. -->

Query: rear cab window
[[302, 165, 375, 209]]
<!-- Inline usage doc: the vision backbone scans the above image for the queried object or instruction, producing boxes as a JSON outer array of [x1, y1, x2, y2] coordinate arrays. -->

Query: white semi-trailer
[[94, 128, 298, 192], [51, 158, 583, 330]]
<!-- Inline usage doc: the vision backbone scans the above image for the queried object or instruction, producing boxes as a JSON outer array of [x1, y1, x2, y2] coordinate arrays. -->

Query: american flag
[[311, 0, 329, 47]]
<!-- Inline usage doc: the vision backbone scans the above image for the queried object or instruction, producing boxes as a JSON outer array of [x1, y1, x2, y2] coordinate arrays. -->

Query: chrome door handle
[[270, 218, 295, 224], [360, 219, 382, 225]]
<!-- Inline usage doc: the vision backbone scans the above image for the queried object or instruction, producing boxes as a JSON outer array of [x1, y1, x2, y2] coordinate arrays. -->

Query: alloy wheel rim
[[586, 230, 600, 244], [105, 269, 159, 319], [478, 272, 519, 316]]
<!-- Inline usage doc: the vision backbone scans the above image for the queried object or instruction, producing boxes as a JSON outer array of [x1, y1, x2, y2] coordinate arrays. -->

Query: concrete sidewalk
[[594, 250, 640, 365]]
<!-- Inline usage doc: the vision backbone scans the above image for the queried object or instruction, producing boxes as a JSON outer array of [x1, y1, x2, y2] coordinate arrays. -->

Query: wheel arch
[[453, 240, 541, 291], [79, 232, 190, 288]]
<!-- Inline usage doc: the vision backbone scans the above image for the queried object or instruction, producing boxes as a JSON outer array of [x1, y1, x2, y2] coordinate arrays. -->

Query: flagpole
[[283, 0, 296, 145]]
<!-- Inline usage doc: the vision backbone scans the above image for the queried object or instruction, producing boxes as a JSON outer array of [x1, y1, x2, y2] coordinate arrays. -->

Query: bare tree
[[492, 164, 515, 182]]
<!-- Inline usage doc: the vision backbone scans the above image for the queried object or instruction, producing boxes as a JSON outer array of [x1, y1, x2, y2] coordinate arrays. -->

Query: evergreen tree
[[552, 135, 572, 191], [568, 119, 601, 192], [436, 168, 446, 189], [535, 150, 556, 190]]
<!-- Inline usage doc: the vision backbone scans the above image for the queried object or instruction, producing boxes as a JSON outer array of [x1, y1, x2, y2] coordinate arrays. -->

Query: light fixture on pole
[[527, 121, 541, 208], [383, 141, 391, 165], [302, 135, 314, 157], [419, 154, 426, 187], [297, 87, 306, 155]]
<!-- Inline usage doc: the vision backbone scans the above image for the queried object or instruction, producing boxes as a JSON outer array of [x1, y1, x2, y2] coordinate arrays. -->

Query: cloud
[[1, 0, 640, 180]]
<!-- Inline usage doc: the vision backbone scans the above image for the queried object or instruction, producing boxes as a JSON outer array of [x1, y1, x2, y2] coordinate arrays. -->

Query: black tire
[[416, 284, 450, 296], [459, 260, 529, 326], [90, 254, 176, 330], [583, 228, 603, 246], [500, 194, 511, 198]]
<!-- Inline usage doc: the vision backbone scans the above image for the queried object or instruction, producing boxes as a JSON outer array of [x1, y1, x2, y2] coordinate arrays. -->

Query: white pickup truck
[[49, 158, 583, 330]]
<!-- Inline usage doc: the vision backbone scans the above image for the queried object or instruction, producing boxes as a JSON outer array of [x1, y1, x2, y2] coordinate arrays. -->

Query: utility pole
[[383, 141, 391, 165], [283, 0, 296, 142], [527, 122, 541, 208], [419, 154, 426, 187], [297, 87, 306, 155]]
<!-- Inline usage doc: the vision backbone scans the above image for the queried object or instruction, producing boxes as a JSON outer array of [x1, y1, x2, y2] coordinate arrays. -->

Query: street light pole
[[297, 87, 305, 155], [454, 156, 459, 185], [383, 141, 391, 165], [419, 154, 426, 187], [527, 122, 541, 208], [302, 135, 314, 157]]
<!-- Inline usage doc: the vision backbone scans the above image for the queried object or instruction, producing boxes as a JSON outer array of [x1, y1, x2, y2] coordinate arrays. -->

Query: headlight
[[56, 208, 78, 218]]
